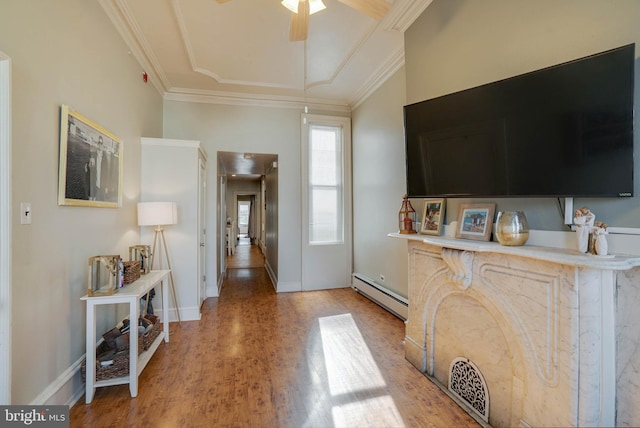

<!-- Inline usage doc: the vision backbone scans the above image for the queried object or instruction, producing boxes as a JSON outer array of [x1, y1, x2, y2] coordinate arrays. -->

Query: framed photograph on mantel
[[58, 105, 122, 208], [420, 199, 446, 235], [456, 203, 496, 241]]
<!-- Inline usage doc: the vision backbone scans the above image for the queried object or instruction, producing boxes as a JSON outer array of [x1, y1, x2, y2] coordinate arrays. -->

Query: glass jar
[[495, 211, 529, 246]]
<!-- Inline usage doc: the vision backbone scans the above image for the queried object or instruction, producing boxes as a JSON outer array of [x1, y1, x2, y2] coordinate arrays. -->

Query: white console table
[[81, 269, 170, 403]]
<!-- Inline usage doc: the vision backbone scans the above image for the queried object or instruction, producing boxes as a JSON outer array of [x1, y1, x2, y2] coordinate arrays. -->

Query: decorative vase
[[495, 211, 529, 246]]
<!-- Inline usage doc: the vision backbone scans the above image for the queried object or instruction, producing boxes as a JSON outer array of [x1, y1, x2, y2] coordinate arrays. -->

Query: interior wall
[[0, 0, 163, 404], [351, 66, 409, 298], [163, 101, 301, 290], [264, 164, 279, 283], [405, 0, 640, 231], [217, 169, 227, 290]]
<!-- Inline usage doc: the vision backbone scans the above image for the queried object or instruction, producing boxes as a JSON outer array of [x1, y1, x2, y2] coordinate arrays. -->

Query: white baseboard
[[207, 280, 220, 298], [30, 355, 85, 407], [352, 273, 408, 320], [275, 281, 301, 293], [170, 306, 201, 322], [264, 260, 278, 291]]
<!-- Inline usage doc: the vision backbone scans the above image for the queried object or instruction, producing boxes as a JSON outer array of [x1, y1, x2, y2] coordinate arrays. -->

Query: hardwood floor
[[70, 267, 479, 428], [226, 236, 265, 269]]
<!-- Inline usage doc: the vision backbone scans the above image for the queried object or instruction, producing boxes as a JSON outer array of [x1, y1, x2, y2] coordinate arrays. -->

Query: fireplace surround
[[392, 233, 640, 427]]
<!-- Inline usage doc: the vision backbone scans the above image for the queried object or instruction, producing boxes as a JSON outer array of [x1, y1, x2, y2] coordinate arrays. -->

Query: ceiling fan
[[216, 0, 392, 41]]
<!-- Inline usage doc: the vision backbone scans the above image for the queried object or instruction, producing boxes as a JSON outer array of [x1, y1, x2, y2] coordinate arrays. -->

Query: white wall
[[405, 0, 640, 231], [162, 101, 303, 291], [0, 0, 163, 404], [352, 67, 409, 298], [264, 166, 279, 283], [141, 139, 205, 321], [216, 164, 227, 289]]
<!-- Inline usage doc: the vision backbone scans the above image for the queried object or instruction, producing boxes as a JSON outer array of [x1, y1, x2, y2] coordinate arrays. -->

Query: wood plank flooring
[[70, 267, 479, 428], [227, 236, 265, 269]]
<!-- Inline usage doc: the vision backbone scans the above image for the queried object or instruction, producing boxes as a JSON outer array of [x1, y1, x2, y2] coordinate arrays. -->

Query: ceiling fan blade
[[289, 1, 310, 41], [338, 0, 390, 20]]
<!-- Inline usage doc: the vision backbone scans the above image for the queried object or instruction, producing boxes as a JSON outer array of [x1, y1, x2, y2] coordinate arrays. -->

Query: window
[[309, 124, 343, 244]]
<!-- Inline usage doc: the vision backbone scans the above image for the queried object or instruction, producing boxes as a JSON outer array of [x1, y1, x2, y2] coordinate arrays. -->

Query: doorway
[[0, 51, 11, 404], [237, 199, 252, 238], [228, 190, 263, 269], [217, 151, 277, 276]]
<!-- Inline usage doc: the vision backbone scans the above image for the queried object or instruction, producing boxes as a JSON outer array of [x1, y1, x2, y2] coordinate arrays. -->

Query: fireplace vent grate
[[448, 357, 489, 423]]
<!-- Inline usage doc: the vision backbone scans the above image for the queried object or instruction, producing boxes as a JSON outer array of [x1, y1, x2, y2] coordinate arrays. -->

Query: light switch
[[20, 203, 31, 225]]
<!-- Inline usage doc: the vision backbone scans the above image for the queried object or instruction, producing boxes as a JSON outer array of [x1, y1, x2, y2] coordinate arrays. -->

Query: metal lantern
[[129, 245, 151, 275], [88, 255, 123, 296], [398, 194, 417, 234]]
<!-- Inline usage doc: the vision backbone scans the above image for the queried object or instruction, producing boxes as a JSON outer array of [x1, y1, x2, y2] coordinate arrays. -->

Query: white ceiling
[[99, 0, 433, 112], [218, 151, 278, 176]]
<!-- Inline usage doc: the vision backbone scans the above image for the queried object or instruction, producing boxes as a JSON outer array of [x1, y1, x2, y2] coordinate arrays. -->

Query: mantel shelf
[[388, 232, 640, 271]]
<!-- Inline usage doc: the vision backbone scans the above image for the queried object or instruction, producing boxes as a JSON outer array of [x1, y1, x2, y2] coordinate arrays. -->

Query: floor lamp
[[137, 201, 181, 323]]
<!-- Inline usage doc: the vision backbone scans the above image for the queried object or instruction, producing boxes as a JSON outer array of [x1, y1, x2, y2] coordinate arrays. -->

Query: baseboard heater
[[352, 273, 408, 320]]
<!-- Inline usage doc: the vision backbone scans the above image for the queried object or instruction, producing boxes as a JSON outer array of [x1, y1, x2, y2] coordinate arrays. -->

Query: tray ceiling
[[99, 0, 433, 111]]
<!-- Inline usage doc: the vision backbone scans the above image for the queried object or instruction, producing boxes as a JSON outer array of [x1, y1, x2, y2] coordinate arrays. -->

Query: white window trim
[[303, 116, 349, 246], [308, 124, 344, 245]]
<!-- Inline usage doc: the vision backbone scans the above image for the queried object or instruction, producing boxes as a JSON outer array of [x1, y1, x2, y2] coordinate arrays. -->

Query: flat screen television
[[404, 44, 635, 198]]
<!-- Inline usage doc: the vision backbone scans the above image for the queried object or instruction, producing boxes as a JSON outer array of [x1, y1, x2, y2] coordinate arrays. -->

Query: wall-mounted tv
[[404, 44, 635, 198]]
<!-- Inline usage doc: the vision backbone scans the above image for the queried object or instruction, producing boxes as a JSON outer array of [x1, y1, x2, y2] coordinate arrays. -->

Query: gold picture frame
[[58, 105, 122, 207], [455, 203, 496, 241], [420, 199, 446, 235]]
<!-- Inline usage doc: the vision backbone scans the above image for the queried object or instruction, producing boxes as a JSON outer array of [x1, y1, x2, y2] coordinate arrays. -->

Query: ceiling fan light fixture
[[281, 0, 326, 15], [281, 0, 298, 13], [308, 0, 326, 15]]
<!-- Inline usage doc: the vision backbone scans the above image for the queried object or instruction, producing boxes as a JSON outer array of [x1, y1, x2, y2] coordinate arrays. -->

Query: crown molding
[[163, 89, 351, 113], [350, 47, 405, 110], [99, 0, 168, 95], [99, 0, 425, 112], [384, 0, 434, 33]]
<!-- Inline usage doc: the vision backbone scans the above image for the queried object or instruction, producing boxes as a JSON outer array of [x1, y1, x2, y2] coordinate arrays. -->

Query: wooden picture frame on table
[[420, 199, 446, 235], [455, 203, 495, 241], [58, 105, 122, 208]]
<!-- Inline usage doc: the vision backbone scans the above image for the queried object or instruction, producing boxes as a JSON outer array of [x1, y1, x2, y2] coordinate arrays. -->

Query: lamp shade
[[137, 202, 178, 226], [281, 0, 325, 14]]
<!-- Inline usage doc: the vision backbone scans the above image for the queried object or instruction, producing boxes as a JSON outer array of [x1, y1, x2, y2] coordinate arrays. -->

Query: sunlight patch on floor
[[332, 395, 406, 428], [319, 313, 406, 428], [319, 313, 386, 395]]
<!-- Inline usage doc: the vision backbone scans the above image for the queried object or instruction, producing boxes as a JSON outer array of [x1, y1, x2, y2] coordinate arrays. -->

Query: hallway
[[70, 268, 479, 427], [226, 235, 265, 269]]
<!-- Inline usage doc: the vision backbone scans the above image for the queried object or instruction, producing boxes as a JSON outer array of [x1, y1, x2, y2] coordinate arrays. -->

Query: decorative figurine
[[594, 222, 608, 256], [574, 207, 595, 253]]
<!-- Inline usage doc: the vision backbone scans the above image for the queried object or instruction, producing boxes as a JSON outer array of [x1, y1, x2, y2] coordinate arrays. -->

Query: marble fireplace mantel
[[390, 233, 640, 428]]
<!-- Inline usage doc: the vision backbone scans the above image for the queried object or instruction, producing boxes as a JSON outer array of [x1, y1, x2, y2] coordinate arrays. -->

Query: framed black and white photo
[[58, 105, 122, 208], [420, 199, 446, 235], [456, 203, 495, 241]]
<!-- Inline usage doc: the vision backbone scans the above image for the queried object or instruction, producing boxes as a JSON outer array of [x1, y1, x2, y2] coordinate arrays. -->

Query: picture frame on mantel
[[456, 203, 495, 241], [420, 199, 446, 235], [58, 105, 122, 208]]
